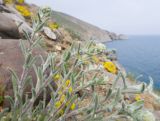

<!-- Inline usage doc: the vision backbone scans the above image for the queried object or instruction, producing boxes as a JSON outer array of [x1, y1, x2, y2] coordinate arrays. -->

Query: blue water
[[107, 35, 160, 89]]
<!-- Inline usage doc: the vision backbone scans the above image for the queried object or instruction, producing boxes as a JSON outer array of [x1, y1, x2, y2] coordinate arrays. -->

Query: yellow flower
[[48, 22, 59, 30], [66, 101, 69, 106], [59, 109, 64, 115], [83, 60, 89, 65], [53, 74, 61, 81], [58, 89, 63, 95], [3, 0, 13, 4], [103, 61, 117, 74], [92, 55, 99, 63], [70, 103, 76, 110], [15, 5, 31, 17], [60, 94, 66, 103], [17, 0, 24, 4], [135, 94, 141, 101], [55, 101, 62, 108], [68, 87, 73, 93], [65, 80, 71, 87]]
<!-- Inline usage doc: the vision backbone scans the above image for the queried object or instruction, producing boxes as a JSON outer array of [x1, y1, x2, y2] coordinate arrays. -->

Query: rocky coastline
[[0, 1, 159, 120]]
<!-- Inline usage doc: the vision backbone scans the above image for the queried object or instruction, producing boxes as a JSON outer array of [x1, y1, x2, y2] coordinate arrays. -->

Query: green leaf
[[93, 93, 98, 116], [22, 29, 31, 40], [127, 100, 144, 114], [19, 40, 27, 56], [5, 96, 14, 108], [9, 69, 19, 97], [63, 51, 71, 62], [32, 88, 36, 98], [105, 88, 112, 101]]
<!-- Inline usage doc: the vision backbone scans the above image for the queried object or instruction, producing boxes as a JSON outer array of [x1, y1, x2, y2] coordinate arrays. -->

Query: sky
[[27, 0, 160, 35]]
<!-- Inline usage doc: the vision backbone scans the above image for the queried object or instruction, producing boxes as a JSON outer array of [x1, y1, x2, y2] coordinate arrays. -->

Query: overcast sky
[[27, 0, 160, 35]]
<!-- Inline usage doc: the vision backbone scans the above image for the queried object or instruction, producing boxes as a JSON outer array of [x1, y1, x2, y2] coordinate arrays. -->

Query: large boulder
[[2, 12, 33, 35], [0, 13, 20, 39], [0, 39, 57, 108], [5, 4, 25, 20]]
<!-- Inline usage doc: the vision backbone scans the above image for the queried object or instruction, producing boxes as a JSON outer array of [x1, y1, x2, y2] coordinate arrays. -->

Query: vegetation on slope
[[51, 11, 112, 41], [0, 0, 159, 121]]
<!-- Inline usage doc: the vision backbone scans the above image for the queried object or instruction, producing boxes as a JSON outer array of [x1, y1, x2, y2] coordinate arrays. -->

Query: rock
[[108, 32, 119, 40], [0, 5, 11, 12], [0, 0, 3, 5], [0, 13, 20, 39], [0, 39, 57, 108], [108, 32, 128, 40], [118, 34, 128, 40], [55, 45, 62, 51], [53, 29, 63, 40], [2, 12, 33, 35], [43, 27, 57, 40], [140, 93, 158, 111], [5, 4, 25, 20]]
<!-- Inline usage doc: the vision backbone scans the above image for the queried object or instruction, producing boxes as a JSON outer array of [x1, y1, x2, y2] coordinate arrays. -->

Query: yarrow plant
[[103, 61, 118, 74], [0, 6, 156, 121], [15, 5, 31, 17]]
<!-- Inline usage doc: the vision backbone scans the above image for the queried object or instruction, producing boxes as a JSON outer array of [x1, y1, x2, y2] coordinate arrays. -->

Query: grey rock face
[[2, 12, 33, 35], [0, 39, 57, 108], [0, 13, 20, 39], [118, 34, 128, 40], [109, 32, 119, 40], [5, 4, 25, 20], [108, 32, 128, 40]]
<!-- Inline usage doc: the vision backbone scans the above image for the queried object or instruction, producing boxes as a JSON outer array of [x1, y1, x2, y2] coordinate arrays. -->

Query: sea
[[107, 35, 160, 90]]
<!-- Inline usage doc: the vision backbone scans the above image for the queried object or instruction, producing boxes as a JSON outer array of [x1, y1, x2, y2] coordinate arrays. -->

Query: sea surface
[[107, 35, 160, 89]]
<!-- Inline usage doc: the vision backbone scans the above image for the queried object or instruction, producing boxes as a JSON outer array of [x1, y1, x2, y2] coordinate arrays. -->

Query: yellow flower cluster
[[55, 100, 76, 115], [135, 94, 141, 101], [53, 74, 61, 81], [48, 22, 59, 30], [70, 103, 76, 110], [15, 5, 31, 17], [58, 80, 73, 94], [17, 0, 24, 4], [54, 79, 76, 115], [65, 79, 71, 87], [103, 61, 117, 74], [3, 0, 13, 4]]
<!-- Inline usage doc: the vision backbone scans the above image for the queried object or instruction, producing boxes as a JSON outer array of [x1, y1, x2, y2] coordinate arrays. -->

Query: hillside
[[29, 4, 127, 42], [52, 11, 123, 42]]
